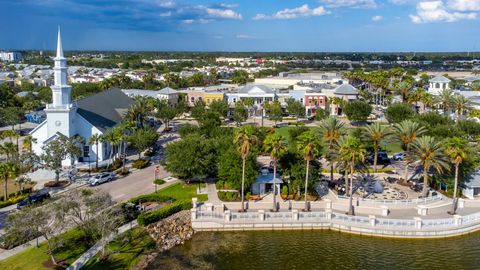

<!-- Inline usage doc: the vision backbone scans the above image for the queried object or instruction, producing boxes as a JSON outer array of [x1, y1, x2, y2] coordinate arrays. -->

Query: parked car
[[393, 152, 406, 161], [88, 172, 113, 186], [17, 191, 51, 209], [366, 151, 390, 165]]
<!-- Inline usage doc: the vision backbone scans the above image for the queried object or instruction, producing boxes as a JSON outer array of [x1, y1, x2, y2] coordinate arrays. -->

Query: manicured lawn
[[0, 228, 93, 270], [384, 142, 404, 156], [274, 126, 295, 139], [155, 182, 208, 202], [82, 227, 155, 270]]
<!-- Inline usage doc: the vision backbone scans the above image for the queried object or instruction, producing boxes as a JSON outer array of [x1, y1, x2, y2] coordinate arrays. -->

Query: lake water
[[146, 230, 480, 270]]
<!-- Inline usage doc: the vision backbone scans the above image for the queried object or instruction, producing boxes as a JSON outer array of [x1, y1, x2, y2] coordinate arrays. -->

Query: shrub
[[132, 159, 150, 169], [217, 191, 240, 201], [128, 193, 174, 205], [153, 178, 166, 185], [385, 103, 414, 124], [144, 149, 156, 157], [281, 186, 288, 195], [137, 200, 191, 225], [0, 194, 28, 208], [118, 169, 130, 176], [287, 121, 305, 126], [44, 180, 69, 188]]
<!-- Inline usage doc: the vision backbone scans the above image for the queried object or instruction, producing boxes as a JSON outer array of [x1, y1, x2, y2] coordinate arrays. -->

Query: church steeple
[[56, 26, 64, 59], [50, 26, 71, 108]]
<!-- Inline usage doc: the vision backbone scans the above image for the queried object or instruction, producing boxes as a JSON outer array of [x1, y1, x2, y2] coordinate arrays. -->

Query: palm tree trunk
[[241, 157, 246, 212], [452, 163, 459, 214], [4, 177, 7, 201], [95, 142, 99, 170], [272, 159, 277, 211], [348, 162, 354, 215], [404, 144, 410, 182], [304, 159, 310, 211], [422, 165, 429, 197], [330, 161, 334, 182], [373, 146, 378, 174]]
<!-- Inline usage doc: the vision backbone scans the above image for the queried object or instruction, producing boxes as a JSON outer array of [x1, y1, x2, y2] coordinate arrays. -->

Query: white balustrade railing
[[336, 193, 443, 205]]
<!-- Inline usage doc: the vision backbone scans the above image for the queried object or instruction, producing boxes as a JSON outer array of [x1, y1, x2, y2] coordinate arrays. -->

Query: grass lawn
[[155, 182, 208, 202], [0, 228, 93, 270], [82, 227, 155, 270], [0, 180, 35, 200], [383, 142, 404, 156]]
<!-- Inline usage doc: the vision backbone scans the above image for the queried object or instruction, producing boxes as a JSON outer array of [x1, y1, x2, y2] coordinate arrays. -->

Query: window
[[83, 146, 89, 157], [191, 96, 195, 103], [300, 98, 304, 103], [233, 98, 237, 103], [435, 83, 440, 88]]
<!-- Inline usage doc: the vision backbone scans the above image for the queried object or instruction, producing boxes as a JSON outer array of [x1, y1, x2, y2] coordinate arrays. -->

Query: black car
[[366, 152, 391, 165], [17, 191, 51, 209]]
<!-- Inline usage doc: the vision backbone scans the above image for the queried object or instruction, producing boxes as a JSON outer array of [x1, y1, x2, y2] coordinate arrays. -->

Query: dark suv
[[366, 152, 391, 165], [17, 191, 51, 209]]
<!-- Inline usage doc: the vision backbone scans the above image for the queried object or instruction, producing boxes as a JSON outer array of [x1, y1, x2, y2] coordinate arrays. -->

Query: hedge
[[128, 193, 174, 205], [0, 194, 28, 209], [153, 179, 166, 185], [132, 159, 150, 169], [217, 191, 240, 201], [137, 200, 192, 225]]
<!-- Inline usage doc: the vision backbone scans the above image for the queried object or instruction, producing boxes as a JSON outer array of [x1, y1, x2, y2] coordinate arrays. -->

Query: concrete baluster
[[191, 208, 197, 220], [259, 210, 265, 221], [381, 205, 389, 216], [325, 209, 332, 220], [454, 215, 463, 226], [192, 197, 198, 208], [457, 199, 465, 209], [224, 210, 231, 221], [292, 209, 299, 220], [324, 199, 332, 210], [414, 217, 422, 229], [417, 205, 428, 216], [369, 215, 376, 226]]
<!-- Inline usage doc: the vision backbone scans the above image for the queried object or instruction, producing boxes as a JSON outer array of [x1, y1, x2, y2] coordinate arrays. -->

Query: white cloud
[[157, 0, 175, 8], [319, 0, 378, 8], [372, 15, 383, 21], [253, 4, 330, 20], [447, 0, 480, 11], [220, 3, 239, 8], [206, 7, 242, 19], [159, 11, 171, 17], [182, 19, 194, 24], [389, 0, 415, 4], [409, 0, 477, 23], [236, 34, 256, 39]]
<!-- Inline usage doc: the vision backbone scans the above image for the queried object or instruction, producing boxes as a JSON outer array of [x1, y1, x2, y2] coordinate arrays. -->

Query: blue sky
[[1, 0, 480, 52]]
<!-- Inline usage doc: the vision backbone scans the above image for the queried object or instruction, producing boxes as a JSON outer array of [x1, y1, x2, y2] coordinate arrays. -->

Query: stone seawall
[[145, 210, 194, 251]]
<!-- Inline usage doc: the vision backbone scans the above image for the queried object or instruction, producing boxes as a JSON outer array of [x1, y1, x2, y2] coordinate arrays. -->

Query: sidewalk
[[66, 220, 138, 270]]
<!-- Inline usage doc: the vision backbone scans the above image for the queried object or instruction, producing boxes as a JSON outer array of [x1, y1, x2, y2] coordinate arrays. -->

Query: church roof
[[77, 88, 133, 132], [158, 87, 178, 95], [238, 84, 275, 94], [429, 75, 451, 83], [334, 83, 359, 95]]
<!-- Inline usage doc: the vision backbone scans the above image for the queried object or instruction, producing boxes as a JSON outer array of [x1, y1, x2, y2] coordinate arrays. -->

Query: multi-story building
[[0, 51, 22, 62]]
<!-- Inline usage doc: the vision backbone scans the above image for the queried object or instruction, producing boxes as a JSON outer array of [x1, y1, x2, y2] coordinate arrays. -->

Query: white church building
[[30, 29, 133, 166], [428, 75, 451, 95]]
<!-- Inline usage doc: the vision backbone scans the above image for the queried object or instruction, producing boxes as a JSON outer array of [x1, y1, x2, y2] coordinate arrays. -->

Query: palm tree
[[234, 126, 258, 212], [452, 95, 471, 120], [362, 123, 391, 173], [412, 136, 450, 196], [22, 135, 37, 153], [296, 130, 321, 211], [444, 137, 468, 214], [319, 117, 345, 182], [437, 89, 454, 115], [0, 161, 18, 201], [393, 120, 427, 182], [102, 129, 122, 167], [264, 134, 287, 211], [88, 134, 102, 170], [397, 81, 412, 103], [0, 142, 18, 162], [338, 136, 366, 215]]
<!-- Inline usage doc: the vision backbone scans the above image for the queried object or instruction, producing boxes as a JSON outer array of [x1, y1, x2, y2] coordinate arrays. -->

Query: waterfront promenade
[[191, 192, 480, 238]]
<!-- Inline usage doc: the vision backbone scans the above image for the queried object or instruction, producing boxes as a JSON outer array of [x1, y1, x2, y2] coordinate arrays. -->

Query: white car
[[88, 173, 113, 186]]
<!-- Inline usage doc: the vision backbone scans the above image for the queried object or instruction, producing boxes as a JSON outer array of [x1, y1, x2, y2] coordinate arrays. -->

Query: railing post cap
[[369, 215, 376, 219], [381, 205, 388, 209], [192, 197, 198, 202], [292, 209, 298, 213], [453, 214, 462, 219], [414, 217, 422, 221], [190, 208, 197, 212], [258, 209, 265, 213]]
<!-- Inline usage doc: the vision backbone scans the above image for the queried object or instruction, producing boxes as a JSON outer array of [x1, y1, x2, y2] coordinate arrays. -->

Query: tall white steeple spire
[[56, 26, 64, 59]]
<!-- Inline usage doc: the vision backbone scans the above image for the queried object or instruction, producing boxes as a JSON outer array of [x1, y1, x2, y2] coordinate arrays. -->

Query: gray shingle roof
[[334, 84, 359, 95], [238, 85, 274, 94], [158, 87, 178, 95], [429, 75, 451, 83], [76, 88, 133, 132]]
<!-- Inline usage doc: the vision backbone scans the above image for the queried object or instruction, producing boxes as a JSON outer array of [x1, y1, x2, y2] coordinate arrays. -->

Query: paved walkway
[[66, 220, 138, 270]]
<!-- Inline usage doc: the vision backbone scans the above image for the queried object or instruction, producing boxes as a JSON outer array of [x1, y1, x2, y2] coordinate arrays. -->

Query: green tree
[[265, 100, 283, 127], [296, 130, 322, 211], [362, 123, 391, 173], [209, 99, 229, 118], [412, 136, 450, 196], [319, 117, 346, 182], [263, 134, 287, 211], [0, 161, 19, 201], [286, 98, 305, 120], [233, 126, 258, 211], [41, 135, 81, 182], [452, 95, 471, 119], [444, 137, 469, 214], [343, 100, 372, 122], [191, 100, 206, 121], [155, 100, 178, 129], [128, 128, 160, 159], [385, 103, 414, 124], [314, 108, 328, 121], [233, 101, 248, 126], [393, 120, 427, 182], [437, 89, 454, 115], [338, 136, 366, 215]]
